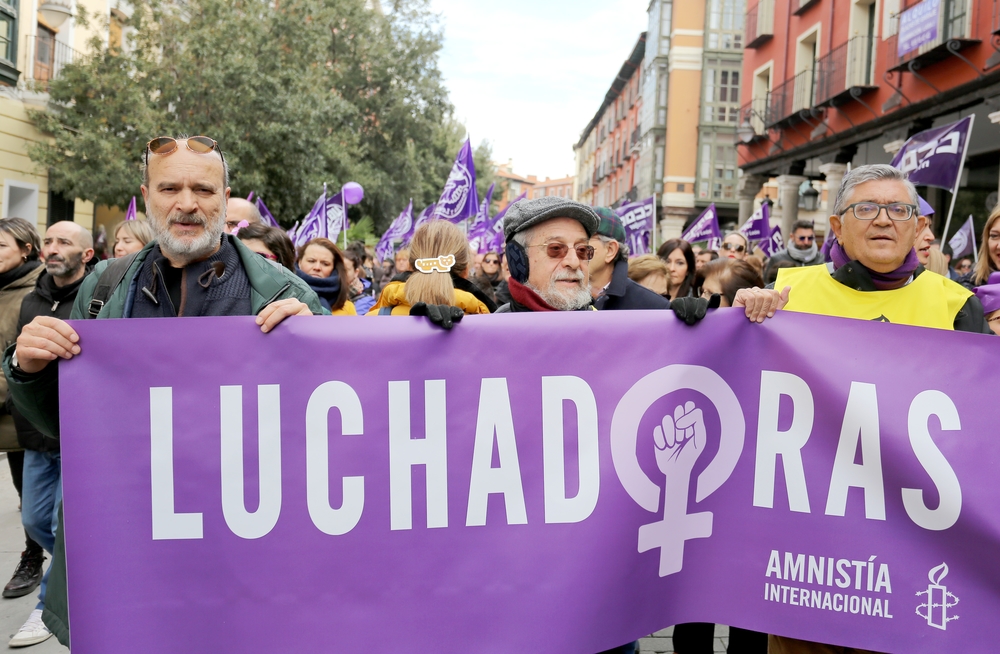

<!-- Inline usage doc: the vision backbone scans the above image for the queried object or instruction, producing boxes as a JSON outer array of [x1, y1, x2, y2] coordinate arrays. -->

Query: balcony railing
[[886, 0, 977, 73], [739, 96, 769, 137], [791, 68, 816, 113], [814, 35, 878, 107], [765, 78, 791, 127], [26, 33, 78, 84], [744, 0, 774, 49]]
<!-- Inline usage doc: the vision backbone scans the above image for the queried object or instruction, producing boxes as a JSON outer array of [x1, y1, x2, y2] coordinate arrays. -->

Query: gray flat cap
[[503, 197, 600, 242]]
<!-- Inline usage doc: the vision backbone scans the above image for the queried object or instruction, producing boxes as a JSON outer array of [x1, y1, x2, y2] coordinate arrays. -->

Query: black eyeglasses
[[528, 242, 596, 261], [145, 136, 226, 169], [841, 202, 917, 222]]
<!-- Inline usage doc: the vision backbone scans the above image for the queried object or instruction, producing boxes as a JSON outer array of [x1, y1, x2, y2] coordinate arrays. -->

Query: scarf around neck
[[507, 277, 559, 312], [829, 239, 919, 291], [296, 267, 341, 310], [787, 242, 818, 263]]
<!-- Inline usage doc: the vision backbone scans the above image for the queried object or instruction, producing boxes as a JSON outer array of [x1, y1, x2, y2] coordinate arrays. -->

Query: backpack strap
[[87, 252, 140, 318], [378, 306, 393, 316]]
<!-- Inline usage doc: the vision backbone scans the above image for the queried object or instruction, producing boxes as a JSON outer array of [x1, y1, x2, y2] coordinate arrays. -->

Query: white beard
[[150, 208, 225, 264], [530, 269, 592, 311]]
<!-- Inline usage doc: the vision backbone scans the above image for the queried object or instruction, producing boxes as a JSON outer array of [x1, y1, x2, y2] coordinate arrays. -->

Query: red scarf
[[507, 277, 558, 312]]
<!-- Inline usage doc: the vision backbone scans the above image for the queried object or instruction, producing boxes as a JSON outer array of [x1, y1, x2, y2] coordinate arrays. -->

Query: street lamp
[[737, 119, 756, 144], [801, 184, 820, 212], [39, 0, 73, 28]]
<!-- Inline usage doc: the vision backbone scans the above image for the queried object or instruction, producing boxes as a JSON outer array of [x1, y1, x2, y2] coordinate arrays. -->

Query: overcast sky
[[429, 0, 649, 181]]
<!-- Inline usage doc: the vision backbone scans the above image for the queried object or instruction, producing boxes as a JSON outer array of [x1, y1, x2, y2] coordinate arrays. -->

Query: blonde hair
[[926, 247, 950, 276], [405, 221, 469, 307], [627, 254, 668, 283], [113, 218, 156, 248], [975, 207, 1000, 285]]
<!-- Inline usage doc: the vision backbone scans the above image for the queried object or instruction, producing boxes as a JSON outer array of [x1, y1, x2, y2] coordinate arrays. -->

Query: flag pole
[[972, 216, 979, 264], [652, 192, 658, 253], [940, 114, 975, 245], [342, 193, 347, 250]]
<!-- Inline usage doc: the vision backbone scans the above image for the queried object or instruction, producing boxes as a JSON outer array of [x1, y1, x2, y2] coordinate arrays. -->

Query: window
[[706, 0, 745, 49], [697, 133, 738, 201], [35, 25, 56, 82], [702, 59, 741, 124], [0, 0, 17, 86]]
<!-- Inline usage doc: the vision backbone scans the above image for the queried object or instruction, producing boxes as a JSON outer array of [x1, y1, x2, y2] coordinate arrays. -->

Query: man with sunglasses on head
[[732, 164, 991, 654], [3, 135, 325, 648], [763, 220, 824, 282]]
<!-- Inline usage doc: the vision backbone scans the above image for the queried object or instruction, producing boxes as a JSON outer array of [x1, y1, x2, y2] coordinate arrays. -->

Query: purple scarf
[[829, 239, 920, 291]]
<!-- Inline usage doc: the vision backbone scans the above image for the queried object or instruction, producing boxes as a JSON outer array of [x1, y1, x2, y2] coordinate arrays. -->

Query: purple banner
[[432, 138, 479, 224], [947, 215, 976, 259], [897, 0, 940, 58], [759, 224, 784, 258], [890, 116, 973, 192], [616, 196, 656, 256], [681, 204, 722, 250], [404, 204, 437, 246], [376, 200, 414, 262], [60, 312, 1000, 653], [739, 201, 771, 244]]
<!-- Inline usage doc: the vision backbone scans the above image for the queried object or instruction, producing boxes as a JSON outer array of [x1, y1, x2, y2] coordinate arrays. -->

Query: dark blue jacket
[[594, 260, 671, 311]]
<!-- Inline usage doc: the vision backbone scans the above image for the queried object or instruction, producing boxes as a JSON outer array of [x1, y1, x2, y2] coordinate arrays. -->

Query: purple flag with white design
[[124, 196, 137, 221], [681, 204, 722, 250], [759, 224, 784, 258], [325, 191, 347, 244], [616, 196, 656, 257], [255, 197, 280, 229], [739, 202, 770, 243], [947, 215, 977, 259], [469, 183, 496, 253], [432, 139, 479, 224], [293, 186, 328, 248], [890, 116, 974, 192], [485, 193, 527, 253], [404, 204, 437, 246], [376, 201, 414, 263]]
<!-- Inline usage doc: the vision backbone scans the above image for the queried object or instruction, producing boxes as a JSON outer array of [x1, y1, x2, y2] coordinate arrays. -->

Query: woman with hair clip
[[367, 220, 496, 316], [295, 237, 355, 315]]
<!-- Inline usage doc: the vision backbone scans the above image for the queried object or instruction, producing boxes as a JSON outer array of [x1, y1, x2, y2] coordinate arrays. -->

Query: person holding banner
[[588, 208, 670, 311], [367, 220, 495, 320], [731, 164, 993, 653], [2, 135, 326, 648]]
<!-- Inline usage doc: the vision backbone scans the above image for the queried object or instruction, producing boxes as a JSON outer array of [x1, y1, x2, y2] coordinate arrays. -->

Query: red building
[[738, 0, 1000, 241]]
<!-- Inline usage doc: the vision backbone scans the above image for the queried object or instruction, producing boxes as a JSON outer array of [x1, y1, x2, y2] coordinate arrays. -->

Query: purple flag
[[469, 183, 496, 254], [739, 202, 770, 243], [293, 186, 328, 248], [404, 204, 437, 246], [821, 231, 837, 263], [326, 191, 347, 244], [681, 204, 722, 250], [947, 215, 977, 259], [124, 196, 137, 221], [891, 116, 974, 192], [485, 193, 527, 253], [376, 200, 414, 262], [759, 224, 784, 258], [60, 312, 1000, 653], [616, 196, 656, 257], [255, 197, 280, 229], [432, 138, 479, 224]]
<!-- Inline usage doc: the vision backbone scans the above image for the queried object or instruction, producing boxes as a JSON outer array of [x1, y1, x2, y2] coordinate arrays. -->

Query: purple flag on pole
[[759, 224, 784, 258], [616, 196, 656, 256], [681, 204, 722, 250], [739, 202, 770, 243], [469, 183, 496, 254], [404, 204, 437, 246], [486, 193, 527, 253], [432, 138, 479, 224], [325, 191, 347, 244], [60, 312, 1000, 653], [124, 196, 137, 221], [890, 116, 974, 192], [255, 197, 281, 229], [293, 186, 328, 248], [947, 215, 977, 259], [376, 200, 414, 263]]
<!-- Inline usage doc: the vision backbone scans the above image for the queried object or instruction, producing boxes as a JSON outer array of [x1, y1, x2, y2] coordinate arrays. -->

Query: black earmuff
[[505, 238, 530, 284]]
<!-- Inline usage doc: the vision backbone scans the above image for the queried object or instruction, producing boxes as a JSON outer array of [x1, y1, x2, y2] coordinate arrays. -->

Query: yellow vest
[[777, 265, 971, 330], [330, 300, 357, 316]]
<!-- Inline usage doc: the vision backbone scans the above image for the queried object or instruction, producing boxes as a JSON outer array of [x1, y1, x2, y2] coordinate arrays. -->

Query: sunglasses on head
[[529, 242, 595, 261], [721, 242, 746, 253], [145, 136, 226, 169]]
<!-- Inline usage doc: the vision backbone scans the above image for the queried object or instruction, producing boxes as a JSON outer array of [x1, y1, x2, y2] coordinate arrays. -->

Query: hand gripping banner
[[59, 311, 1000, 653]]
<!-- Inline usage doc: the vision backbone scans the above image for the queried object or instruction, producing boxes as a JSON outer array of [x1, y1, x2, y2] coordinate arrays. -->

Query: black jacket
[[593, 260, 672, 311], [770, 262, 992, 335], [10, 270, 88, 452]]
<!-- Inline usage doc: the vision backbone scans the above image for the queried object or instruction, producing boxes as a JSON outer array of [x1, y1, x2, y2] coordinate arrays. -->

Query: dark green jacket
[[1, 236, 326, 646]]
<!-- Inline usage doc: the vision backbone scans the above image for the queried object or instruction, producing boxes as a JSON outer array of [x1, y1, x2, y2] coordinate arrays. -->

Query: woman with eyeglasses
[[295, 237, 356, 315], [367, 221, 496, 316], [473, 251, 503, 296], [717, 232, 748, 261], [236, 223, 296, 272], [656, 238, 696, 300]]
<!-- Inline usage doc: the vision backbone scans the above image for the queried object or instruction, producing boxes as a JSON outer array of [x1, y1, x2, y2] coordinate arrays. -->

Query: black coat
[[9, 270, 88, 452], [594, 260, 672, 311]]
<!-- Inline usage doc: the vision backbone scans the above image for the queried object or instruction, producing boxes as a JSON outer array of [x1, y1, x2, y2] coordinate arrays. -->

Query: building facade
[[0, 0, 124, 233], [574, 0, 744, 241], [738, 0, 1000, 242], [531, 176, 573, 200], [493, 161, 536, 211]]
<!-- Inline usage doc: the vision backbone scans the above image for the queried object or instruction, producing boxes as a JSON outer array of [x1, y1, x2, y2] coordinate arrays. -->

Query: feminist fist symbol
[[639, 402, 714, 577]]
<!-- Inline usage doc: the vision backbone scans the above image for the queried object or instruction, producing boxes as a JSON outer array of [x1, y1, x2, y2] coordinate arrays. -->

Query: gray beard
[[529, 279, 592, 311], [44, 252, 84, 279], [150, 210, 225, 265]]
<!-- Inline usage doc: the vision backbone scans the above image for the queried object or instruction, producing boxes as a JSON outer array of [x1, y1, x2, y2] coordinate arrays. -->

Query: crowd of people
[[0, 136, 997, 653]]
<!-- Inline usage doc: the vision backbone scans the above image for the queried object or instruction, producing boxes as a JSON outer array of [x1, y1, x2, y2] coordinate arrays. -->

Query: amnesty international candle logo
[[611, 365, 745, 576], [916, 563, 960, 630]]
